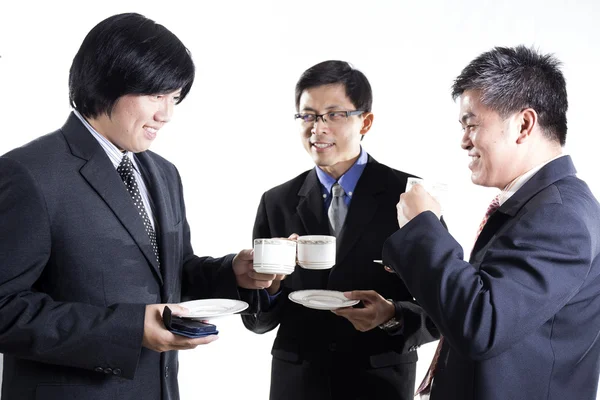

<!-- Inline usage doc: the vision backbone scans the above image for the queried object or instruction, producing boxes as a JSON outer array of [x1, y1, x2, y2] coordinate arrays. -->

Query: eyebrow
[[301, 105, 345, 112], [460, 112, 475, 124]]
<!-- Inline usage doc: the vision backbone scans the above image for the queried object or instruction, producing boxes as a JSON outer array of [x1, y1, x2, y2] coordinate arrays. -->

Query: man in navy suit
[[0, 13, 275, 400], [383, 46, 600, 399]]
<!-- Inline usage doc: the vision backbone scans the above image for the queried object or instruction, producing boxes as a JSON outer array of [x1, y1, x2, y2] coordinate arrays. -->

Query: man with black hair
[[0, 13, 273, 400], [384, 46, 600, 400], [242, 60, 439, 400]]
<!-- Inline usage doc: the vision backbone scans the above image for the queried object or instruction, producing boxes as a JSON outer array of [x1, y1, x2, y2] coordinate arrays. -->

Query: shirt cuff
[[258, 287, 282, 311]]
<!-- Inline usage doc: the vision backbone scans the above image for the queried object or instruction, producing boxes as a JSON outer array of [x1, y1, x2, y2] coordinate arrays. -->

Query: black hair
[[452, 45, 568, 145], [69, 13, 195, 118], [295, 60, 372, 112]]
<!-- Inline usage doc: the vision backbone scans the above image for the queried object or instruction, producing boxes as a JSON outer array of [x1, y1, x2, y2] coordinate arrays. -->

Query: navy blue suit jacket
[[0, 113, 240, 400], [383, 156, 600, 400]]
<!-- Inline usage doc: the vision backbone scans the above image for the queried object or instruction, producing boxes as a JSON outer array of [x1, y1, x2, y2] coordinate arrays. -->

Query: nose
[[310, 117, 328, 135], [461, 129, 472, 151], [155, 98, 173, 123]]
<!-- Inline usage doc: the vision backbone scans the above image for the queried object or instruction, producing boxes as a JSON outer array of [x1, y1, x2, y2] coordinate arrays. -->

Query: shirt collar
[[498, 153, 566, 206], [73, 109, 139, 172], [315, 147, 368, 198]]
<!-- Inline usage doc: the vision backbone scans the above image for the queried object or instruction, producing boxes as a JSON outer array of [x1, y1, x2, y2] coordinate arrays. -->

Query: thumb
[[288, 233, 299, 241], [237, 248, 254, 261], [344, 290, 377, 302], [168, 304, 190, 316]]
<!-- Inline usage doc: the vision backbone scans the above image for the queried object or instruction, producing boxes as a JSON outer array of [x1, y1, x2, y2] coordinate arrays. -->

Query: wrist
[[266, 280, 281, 295], [379, 300, 403, 332], [383, 299, 395, 321]]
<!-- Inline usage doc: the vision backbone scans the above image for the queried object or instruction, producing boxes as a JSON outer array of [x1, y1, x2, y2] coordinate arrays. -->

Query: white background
[[1, 0, 599, 398]]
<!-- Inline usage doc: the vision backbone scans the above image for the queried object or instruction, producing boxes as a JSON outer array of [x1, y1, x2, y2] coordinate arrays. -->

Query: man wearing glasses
[[242, 60, 439, 400]]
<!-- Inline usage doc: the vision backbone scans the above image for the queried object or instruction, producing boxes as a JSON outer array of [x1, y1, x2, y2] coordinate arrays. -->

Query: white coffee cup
[[297, 235, 336, 270], [253, 238, 297, 275]]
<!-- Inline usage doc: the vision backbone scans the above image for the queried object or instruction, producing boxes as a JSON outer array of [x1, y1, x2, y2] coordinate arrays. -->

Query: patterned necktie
[[117, 154, 160, 266], [474, 194, 501, 243], [328, 182, 348, 237], [415, 194, 501, 396]]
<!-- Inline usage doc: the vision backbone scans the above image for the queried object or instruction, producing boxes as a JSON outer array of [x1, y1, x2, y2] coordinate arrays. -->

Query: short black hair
[[452, 45, 568, 145], [69, 13, 195, 118], [295, 60, 372, 112]]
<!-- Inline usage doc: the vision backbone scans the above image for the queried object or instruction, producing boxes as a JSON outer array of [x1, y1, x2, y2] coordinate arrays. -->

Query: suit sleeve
[[390, 300, 440, 350], [240, 192, 288, 334], [385, 215, 446, 349], [176, 169, 240, 302], [0, 157, 145, 379], [383, 207, 593, 360]]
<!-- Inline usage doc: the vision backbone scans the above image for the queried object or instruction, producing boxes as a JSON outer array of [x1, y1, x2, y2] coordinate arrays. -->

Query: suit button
[[165, 366, 169, 378], [94, 367, 104, 373], [104, 368, 112, 374], [409, 346, 416, 352], [328, 343, 337, 351], [112, 368, 121, 376]]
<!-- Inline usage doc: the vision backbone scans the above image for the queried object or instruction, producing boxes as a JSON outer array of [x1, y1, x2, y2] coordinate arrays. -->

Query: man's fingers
[[249, 271, 277, 281], [332, 306, 369, 319], [343, 290, 378, 302], [170, 334, 219, 350]]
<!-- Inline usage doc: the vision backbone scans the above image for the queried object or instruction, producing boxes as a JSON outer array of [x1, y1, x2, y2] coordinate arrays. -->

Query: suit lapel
[[62, 113, 163, 283], [296, 170, 330, 235], [470, 155, 577, 262], [135, 152, 175, 287], [296, 170, 332, 289], [334, 160, 385, 266]]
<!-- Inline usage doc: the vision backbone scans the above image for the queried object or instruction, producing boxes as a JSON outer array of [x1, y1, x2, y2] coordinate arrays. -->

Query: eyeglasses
[[294, 110, 365, 125]]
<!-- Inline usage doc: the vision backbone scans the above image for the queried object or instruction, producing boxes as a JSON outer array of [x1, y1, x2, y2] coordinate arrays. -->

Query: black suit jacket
[[383, 156, 600, 400], [242, 157, 439, 399], [0, 113, 240, 400]]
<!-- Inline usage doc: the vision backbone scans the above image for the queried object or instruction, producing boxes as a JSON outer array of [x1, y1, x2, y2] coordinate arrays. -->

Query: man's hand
[[332, 290, 398, 332], [142, 304, 218, 352], [397, 183, 442, 228], [232, 249, 277, 290]]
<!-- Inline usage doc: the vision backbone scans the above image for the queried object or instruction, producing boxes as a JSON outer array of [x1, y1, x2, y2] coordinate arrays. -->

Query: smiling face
[[87, 90, 181, 153], [297, 83, 373, 179], [459, 90, 523, 189]]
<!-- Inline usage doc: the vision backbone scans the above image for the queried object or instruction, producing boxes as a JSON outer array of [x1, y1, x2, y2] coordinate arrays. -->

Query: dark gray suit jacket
[[0, 113, 240, 400], [383, 156, 600, 400]]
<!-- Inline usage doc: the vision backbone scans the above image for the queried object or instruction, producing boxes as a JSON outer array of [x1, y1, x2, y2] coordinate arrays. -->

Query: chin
[[134, 143, 153, 153], [312, 155, 330, 165], [472, 177, 495, 188], [471, 174, 485, 187]]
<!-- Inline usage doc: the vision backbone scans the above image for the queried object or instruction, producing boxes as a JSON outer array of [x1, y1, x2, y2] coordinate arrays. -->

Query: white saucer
[[178, 298, 249, 319], [288, 290, 359, 310]]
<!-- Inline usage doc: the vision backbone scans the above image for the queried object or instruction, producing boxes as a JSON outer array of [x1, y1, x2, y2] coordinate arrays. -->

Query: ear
[[515, 108, 537, 144], [360, 113, 374, 136]]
